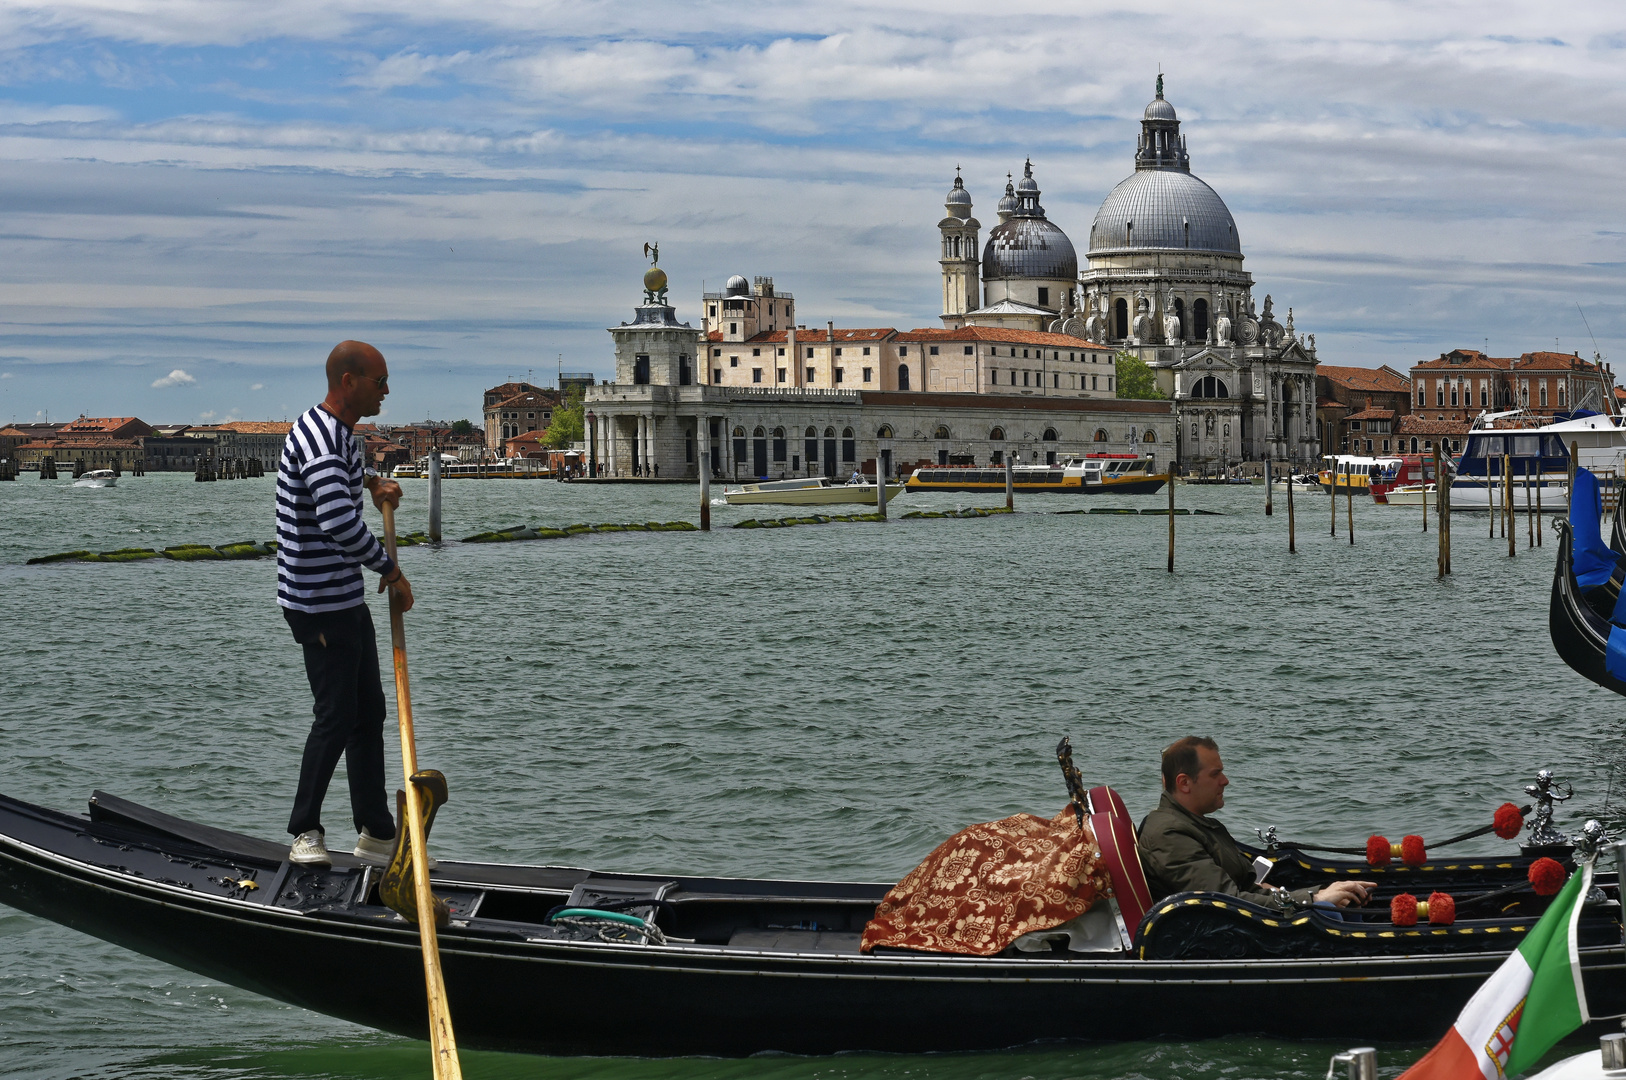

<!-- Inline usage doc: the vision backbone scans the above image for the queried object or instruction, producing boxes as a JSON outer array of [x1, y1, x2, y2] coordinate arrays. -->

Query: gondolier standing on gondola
[[276, 340, 414, 868]]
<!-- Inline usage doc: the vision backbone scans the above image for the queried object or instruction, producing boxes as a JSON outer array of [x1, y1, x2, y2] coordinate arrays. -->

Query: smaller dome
[[1144, 96, 1177, 121], [1015, 158, 1039, 194], [996, 176, 1019, 220], [944, 172, 972, 218], [725, 275, 748, 295]]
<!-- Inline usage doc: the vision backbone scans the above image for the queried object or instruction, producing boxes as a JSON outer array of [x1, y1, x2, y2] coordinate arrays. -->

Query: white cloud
[[198, 409, 216, 419], [249, 382, 264, 390], [0, 371, 11, 378], [151, 368, 196, 387]]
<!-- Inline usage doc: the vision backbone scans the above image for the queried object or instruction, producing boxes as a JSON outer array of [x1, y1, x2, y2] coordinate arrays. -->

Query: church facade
[[936, 78, 1322, 466]]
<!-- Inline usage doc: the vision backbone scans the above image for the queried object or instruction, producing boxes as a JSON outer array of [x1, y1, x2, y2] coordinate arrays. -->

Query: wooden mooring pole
[[1535, 464, 1542, 547], [1264, 459, 1273, 516], [1286, 462, 1296, 553], [1005, 456, 1014, 512], [1346, 462, 1354, 545], [700, 463, 711, 531], [427, 448, 442, 543], [1166, 465, 1175, 573], [1330, 459, 1338, 537], [1504, 452, 1515, 557]]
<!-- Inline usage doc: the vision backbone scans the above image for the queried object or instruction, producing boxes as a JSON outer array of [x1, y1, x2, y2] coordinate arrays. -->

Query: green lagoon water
[[0, 473, 1619, 1079]]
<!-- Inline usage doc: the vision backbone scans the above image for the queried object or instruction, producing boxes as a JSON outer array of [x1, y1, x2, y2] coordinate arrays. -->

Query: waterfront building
[[59, 416, 153, 440], [1314, 365, 1414, 456], [482, 382, 559, 451], [142, 425, 214, 471], [15, 436, 144, 472], [213, 421, 291, 471], [585, 273, 1171, 480], [1407, 349, 1616, 423]]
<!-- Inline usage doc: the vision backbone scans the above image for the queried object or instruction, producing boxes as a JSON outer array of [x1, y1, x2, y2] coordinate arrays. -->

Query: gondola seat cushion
[[1085, 785, 1153, 932], [861, 807, 1112, 956]]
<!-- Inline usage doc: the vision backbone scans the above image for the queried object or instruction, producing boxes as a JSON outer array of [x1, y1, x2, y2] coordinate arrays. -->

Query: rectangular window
[[862, 367, 872, 382], [777, 368, 786, 383], [730, 357, 739, 367], [930, 346, 940, 355], [806, 367, 816, 382], [1107, 377, 1113, 392], [713, 348, 721, 357], [1053, 373, 1059, 388], [752, 368, 762, 383], [709, 305, 717, 316], [862, 347, 871, 356], [713, 369, 721, 383], [1092, 375, 1098, 390], [1038, 287, 1049, 306], [834, 347, 843, 356], [991, 368, 998, 383], [1023, 349, 1030, 358], [1437, 385, 1444, 406], [752, 348, 761, 356], [835, 368, 844, 383], [964, 345, 973, 355], [1481, 386, 1488, 407], [777, 347, 785, 356], [1011, 371, 1018, 385], [1540, 382, 1548, 406], [1418, 388, 1425, 406], [1451, 385, 1458, 406], [806, 347, 814, 358], [1023, 371, 1030, 386], [900, 346, 908, 356]]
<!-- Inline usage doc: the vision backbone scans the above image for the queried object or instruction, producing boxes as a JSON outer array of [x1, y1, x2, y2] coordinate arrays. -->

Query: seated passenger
[[1139, 737, 1374, 909]]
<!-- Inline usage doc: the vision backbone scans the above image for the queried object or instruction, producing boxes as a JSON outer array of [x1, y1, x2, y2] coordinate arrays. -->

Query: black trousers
[[284, 604, 396, 840]]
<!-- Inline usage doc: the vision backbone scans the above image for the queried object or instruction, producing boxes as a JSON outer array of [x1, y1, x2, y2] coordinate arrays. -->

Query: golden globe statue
[[643, 266, 668, 294]]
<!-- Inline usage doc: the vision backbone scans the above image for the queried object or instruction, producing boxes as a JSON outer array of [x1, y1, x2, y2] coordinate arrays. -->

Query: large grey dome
[[1087, 169, 1240, 255], [983, 216, 1078, 280], [1143, 96, 1177, 121]]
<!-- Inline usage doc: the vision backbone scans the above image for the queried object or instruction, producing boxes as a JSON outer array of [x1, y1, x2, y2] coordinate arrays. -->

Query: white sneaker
[[353, 827, 395, 867], [289, 830, 331, 867], [354, 827, 439, 870]]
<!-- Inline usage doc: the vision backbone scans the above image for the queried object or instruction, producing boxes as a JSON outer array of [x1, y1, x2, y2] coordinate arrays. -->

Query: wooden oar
[[380, 501, 463, 1080]]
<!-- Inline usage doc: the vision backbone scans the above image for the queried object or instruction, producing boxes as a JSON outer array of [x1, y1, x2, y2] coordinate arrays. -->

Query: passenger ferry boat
[[1445, 411, 1626, 511], [1318, 455, 1401, 496], [392, 456, 550, 479], [905, 454, 1168, 495]]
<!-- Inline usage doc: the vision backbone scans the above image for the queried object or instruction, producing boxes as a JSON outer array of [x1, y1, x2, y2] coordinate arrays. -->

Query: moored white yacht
[[72, 469, 117, 488], [724, 476, 906, 506]]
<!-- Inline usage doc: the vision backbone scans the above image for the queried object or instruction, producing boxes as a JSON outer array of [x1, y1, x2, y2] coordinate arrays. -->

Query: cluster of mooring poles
[[194, 456, 267, 481], [0, 455, 15, 480], [37, 456, 59, 479]]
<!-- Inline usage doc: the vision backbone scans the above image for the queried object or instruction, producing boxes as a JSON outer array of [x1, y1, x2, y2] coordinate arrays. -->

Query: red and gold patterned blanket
[[860, 807, 1110, 956]]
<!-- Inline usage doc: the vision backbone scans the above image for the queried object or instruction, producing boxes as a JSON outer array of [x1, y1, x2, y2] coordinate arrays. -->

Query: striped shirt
[[276, 405, 395, 613]]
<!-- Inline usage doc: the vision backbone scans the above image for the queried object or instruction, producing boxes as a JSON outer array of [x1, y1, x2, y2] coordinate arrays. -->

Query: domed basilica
[[940, 77, 1320, 465]]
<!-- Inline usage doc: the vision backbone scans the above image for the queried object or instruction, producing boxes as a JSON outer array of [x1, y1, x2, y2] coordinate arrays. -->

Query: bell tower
[[939, 169, 980, 322]]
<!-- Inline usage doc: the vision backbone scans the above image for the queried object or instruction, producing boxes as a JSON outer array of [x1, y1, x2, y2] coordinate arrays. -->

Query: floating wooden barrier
[[28, 533, 430, 565]]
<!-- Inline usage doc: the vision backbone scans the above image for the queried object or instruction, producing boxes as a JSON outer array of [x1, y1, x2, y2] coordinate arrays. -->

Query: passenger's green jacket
[[1137, 793, 1317, 907]]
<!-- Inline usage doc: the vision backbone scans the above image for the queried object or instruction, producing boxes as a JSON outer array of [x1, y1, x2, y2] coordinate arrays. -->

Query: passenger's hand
[[368, 477, 403, 510], [1314, 880, 1376, 908], [379, 568, 414, 612]]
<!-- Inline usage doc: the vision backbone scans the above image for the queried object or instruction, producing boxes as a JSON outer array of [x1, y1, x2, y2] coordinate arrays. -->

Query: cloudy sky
[[0, 1, 1621, 426]]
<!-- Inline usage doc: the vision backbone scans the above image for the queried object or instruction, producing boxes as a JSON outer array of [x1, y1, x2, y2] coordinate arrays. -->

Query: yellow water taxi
[[905, 454, 1168, 495]]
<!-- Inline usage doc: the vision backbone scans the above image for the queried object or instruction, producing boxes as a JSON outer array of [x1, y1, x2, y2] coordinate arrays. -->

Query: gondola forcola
[[0, 751, 1622, 1055]]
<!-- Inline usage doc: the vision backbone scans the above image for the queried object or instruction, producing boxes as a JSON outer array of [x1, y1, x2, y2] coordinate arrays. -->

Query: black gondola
[[1, 787, 1621, 1055], [1551, 509, 1626, 697]]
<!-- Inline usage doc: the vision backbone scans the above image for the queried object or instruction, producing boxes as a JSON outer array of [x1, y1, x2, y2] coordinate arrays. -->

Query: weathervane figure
[[641, 242, 669, 305]]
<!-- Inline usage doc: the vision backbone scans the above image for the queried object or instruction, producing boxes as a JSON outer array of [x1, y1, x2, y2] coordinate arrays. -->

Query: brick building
[[1314, 365, 1413, 456], [1408, 349, 1616, 422]]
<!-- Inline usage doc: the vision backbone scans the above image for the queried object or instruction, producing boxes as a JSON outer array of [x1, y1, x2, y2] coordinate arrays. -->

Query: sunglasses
[[357, 373, 388, 390]]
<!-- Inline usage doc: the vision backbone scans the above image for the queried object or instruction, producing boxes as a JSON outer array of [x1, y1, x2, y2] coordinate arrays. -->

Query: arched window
[[1193, 375, 1230, 399], [1114, 298, 1128, 339], [1142, 430, 1157, 443], [1173, 298, 1185, 334], [1042, 428, 1058, 441], [733, 426, 746, 437], [1093, 429, 1108, 442], [898, 365, 910, 391], [824, 426, 836, 437], [876, 425, 894, 439], [772, 427, 786, 462], [841, 428, 856, 463], [989, 427, 1006, 441], [1410, 437, 1419, 453], [1192, 298, 1208, 340], [753, 426, 766, 437], [933, 425, 950, 439], [805, 426, 817, 437]]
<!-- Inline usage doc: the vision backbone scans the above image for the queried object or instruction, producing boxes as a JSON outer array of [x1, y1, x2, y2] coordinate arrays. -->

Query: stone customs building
[[585, 266, 1171, 480]]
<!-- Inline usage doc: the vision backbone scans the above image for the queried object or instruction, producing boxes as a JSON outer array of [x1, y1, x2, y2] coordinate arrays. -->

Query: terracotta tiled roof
[[1513, 351, 1600, 372], [898, 327, 1113, 349], [1316, 365, 1412, 392], [1344, 408, 1395, 421], [61, 416, 145, 432], [710, 328, 898, 344], [494, 391, 557, 409], [214, 421, 292, 434], [1397, 416, 1472, 435], [1316, 398, 1348, 410], [19, 437, 143, 449], [1412, 350, 1512, 371]]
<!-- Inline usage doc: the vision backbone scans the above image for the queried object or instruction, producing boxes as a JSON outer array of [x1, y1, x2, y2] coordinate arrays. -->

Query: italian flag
[[1400, 858, 1594, 1080]]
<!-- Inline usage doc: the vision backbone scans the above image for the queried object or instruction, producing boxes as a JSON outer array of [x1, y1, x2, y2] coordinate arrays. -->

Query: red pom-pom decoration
[[1367, 835, 1391, 866], [1401, 835, 1427, 865], [1391, 893, 1419, 926], [1493, 802, 1524, 840], [1428, 891, 1456, 926], [1530, 858, 1567, 897]]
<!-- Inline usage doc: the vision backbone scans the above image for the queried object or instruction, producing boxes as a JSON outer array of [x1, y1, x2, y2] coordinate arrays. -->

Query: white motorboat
[[72, 469, 117, 488], [1443, 411, 1626, 511], [723, 476, 907, 506], [1382, 483, 1436, 506], [1271, 473, 1322, 492]]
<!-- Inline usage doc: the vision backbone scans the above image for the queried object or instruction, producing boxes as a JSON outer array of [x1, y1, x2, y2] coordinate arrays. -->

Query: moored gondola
[[1, 784, 1621, 1056]]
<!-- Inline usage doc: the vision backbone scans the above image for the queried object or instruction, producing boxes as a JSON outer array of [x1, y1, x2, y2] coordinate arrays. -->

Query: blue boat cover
[[1571, 467, 1620, 590], [1608, 625, 1626, 682]]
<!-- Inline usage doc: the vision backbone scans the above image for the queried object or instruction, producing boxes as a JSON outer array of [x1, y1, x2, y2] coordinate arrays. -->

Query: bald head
[[327, 340, 384, 390]]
